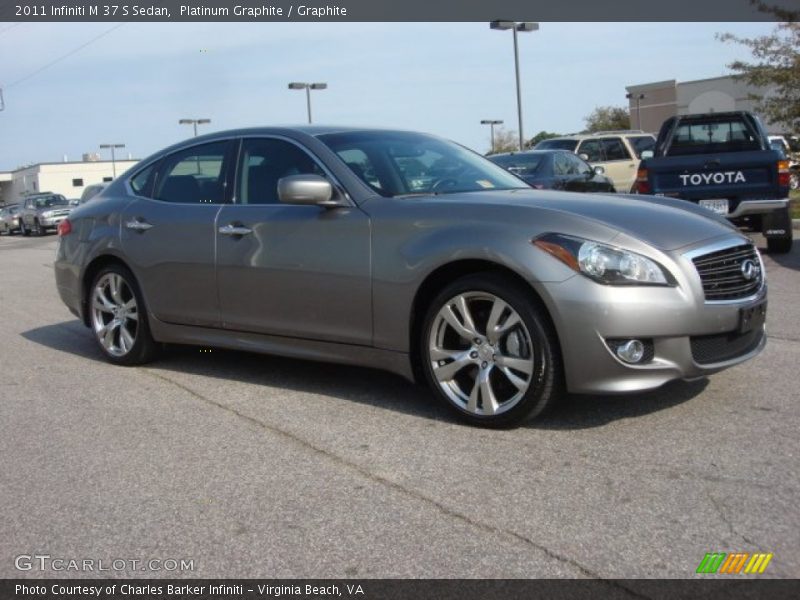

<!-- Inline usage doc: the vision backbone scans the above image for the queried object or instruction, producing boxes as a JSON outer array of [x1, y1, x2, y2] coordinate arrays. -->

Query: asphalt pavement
[[0, 232, 797, 581]]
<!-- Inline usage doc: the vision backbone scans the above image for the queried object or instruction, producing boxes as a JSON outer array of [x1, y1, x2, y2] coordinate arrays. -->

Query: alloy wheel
[[428, 292, 535, 417], [91, 273, 139, 357]]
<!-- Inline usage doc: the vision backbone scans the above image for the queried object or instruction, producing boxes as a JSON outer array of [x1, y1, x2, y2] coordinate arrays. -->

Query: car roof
[[543, 131, 653, 141], [489, 149, 568, 158]]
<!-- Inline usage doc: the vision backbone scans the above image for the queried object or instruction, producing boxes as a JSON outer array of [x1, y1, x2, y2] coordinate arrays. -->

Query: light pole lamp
[[626, 93, 645, 130], [490, 20, 538, 151], [179, 118, 211, 137], [481, 119, 504, 154], [99, 143, 125, 178], [288, 82, 327, 124]]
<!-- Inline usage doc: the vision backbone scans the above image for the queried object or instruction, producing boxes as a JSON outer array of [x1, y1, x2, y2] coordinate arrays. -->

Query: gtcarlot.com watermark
[[15, 554, 195, 572]]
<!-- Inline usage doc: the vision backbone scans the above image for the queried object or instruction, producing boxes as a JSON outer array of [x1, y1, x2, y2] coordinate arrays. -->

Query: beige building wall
[[625, 80, 677, 134], [0, 160, 139, 205]]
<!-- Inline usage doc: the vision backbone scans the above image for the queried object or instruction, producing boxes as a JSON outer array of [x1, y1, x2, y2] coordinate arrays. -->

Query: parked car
[[0, 204, 21, 235], [488, 150, 616, 192], [534, 131, 656, 193], [768, 134, 799, 190], [55, 127, 766, 427], [19, 193, 72, 236], [637, 111, 792, 253], [79, 182, 109, 204]]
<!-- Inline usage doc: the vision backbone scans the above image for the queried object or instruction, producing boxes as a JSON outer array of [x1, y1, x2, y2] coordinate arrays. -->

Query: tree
[[527, 130, 561, 148], [583, 106, 631, 133], [486, 128, 521, 154], [717, 2, 800, 131]]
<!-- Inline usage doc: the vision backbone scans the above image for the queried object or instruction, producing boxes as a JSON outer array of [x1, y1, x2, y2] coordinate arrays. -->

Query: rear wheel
[[89, 264, 159, 365], [421, 273, 562, 428], [767, 237, 793, 254]]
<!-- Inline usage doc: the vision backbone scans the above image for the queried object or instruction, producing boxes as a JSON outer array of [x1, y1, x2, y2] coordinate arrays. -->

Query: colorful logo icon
[[696, 552, 773, 574]]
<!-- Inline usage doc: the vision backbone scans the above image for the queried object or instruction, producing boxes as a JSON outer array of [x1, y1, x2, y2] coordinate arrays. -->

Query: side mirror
[[593, 165, 605, 175], [277, 174, 340, 207], [640, 150, 654, 160], [578, 153, 590, 161]]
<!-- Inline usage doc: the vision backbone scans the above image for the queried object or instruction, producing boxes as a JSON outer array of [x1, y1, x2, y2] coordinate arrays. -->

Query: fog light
[[616, 339, 645, 363]]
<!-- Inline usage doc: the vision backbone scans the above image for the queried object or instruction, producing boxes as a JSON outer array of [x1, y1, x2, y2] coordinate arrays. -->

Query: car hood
[[426, 189, 739, 251]]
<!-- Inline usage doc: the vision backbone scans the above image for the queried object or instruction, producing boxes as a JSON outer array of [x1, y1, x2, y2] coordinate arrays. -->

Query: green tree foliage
[[718, 2, 800, 131], [583, 106, 631, 133], [527, 131, 561, 148]]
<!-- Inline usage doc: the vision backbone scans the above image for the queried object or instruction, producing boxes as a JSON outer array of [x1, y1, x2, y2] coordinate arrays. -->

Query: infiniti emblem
[[740, 259, 759, 281]]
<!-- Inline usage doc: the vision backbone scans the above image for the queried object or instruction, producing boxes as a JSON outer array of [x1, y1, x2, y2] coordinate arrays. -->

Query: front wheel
[[32, 219, 44, 236], [421, 273, 562, 428], [20, 220, 30, 236], [89, 264, 160, 365]]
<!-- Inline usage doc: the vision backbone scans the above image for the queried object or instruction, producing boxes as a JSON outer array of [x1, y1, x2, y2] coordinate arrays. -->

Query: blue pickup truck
[[635, 111, 792, 253]]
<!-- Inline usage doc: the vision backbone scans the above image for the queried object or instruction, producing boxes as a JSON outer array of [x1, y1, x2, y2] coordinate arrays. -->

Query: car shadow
[[749, 232, 799, 272], [23, 320, 708, 431]]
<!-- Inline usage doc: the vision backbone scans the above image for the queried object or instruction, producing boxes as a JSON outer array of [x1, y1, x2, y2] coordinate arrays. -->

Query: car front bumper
[[534, 237, 767, 395]]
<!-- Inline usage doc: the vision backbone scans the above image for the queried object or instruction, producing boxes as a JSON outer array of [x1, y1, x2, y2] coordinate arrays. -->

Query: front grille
[[692, 243, 762, 301], [690, 327, 764, 365]]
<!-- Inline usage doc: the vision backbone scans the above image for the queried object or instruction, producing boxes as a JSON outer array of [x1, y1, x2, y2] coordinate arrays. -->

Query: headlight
[[533, 233, 673, 286], [42, 211, 53, 218]]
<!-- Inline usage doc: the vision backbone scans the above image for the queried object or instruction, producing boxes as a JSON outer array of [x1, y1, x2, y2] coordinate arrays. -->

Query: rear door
[[215, 136, 372, 345], [120, 140, 234, 327]]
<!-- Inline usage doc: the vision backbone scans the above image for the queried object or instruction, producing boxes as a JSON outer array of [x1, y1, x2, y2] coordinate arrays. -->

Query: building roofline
[[1, 159, 141, 175]]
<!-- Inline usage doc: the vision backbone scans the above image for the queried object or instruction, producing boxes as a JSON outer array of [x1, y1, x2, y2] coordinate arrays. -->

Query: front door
[[215, 137, 372, 345]]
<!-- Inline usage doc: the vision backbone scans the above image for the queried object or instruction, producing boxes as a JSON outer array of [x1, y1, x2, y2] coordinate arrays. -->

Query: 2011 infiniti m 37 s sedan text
[[54, 127, 767, 427]]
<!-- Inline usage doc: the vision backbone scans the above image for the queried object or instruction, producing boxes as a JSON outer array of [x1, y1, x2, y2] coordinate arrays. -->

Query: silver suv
[[19, 193, 72, 236], [535, 131, 656, 193]]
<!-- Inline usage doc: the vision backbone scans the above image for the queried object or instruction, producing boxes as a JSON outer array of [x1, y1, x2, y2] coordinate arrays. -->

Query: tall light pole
[[179, 118, 211, 137], [481, 119, 504, 154], [288, 82, 327, 124], [490, 20, 538, 151], [626, 93, 645, 130], [99, 143, 125, 178]]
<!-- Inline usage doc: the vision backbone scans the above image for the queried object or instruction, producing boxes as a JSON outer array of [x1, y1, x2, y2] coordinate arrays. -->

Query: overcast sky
[[0, 21, 775, 170]]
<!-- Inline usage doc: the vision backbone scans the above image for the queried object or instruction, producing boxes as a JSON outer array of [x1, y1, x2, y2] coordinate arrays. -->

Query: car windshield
[[317, 131, 528, 197], [534, 139, 579, 152], [33, 195, 68, 208], [488, 153, 545, 176]]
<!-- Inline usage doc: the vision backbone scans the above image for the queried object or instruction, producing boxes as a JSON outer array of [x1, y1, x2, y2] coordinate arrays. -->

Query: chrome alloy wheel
[[428, 292, 536, 417], [91, 273, 139, 357]]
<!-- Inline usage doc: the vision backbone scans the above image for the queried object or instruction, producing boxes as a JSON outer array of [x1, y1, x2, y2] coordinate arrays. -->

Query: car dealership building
[[625, 75, 778, 134], [0, 157, 139, 205]]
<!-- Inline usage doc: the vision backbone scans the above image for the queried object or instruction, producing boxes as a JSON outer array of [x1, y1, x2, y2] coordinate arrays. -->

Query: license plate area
[[739, 300, 767, 334], [699, 199, 729, 215]]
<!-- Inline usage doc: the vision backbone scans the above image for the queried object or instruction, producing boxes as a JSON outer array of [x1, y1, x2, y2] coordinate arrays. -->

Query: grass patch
[[791, 190, 800, 219]]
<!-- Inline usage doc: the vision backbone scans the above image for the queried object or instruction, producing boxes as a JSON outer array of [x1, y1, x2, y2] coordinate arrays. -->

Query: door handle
[[218, 224, 253, 236], [125, 219, 153, 232]]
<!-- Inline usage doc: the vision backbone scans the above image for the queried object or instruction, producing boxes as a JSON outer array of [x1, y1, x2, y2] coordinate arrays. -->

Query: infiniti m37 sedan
[[54, 127, 767, 427]]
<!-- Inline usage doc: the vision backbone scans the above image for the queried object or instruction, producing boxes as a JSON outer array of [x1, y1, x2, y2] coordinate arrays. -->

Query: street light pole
[[288, 82, 328, 124], [99, 143, 125, 178], [179, 118, 212, 137], [490, 21, 538, 152], [626, 93, 645, 129], [481, 119, 504, 154]]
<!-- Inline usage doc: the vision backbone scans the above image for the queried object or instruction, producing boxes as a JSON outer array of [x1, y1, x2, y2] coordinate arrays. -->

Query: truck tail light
[[778, 160, 790, 188], [57, 218, 72, 236], [635, 168, 650, 194]]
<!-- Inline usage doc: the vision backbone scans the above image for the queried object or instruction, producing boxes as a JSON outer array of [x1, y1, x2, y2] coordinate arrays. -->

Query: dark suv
[[19, 193, 72, 236]]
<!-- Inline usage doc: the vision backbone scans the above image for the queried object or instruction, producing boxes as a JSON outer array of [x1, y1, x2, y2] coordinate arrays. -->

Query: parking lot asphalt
[[0, 232, 798, 582]]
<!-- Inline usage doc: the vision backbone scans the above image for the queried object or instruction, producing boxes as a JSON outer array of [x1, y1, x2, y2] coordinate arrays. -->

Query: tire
[[89, 264, 160, 366], [19, 220, 30, 236], [767, 237, 793, 254], [420, 272, 562, 428], [32, 219, 43, 236]]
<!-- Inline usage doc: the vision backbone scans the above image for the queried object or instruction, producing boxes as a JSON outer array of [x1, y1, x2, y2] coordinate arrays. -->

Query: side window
[[601, 138, 631, 161], [130, 164, 157, 197], [153, 141, 230, 204], [628, 136, 655, 159], [553, 153, 570, 176], [237, 138, 325, 205], [570, 153, 594, 175], [578, 139, 604, 162]]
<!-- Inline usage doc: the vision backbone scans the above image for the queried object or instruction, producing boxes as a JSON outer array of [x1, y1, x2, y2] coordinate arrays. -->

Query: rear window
[[667, 117, 762, 156], [488, 153, 545, 176], [535, 139, 578, 152]]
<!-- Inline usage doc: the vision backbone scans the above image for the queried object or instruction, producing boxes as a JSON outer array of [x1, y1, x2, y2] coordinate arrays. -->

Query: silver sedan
[[54, 127, 767, 427]]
